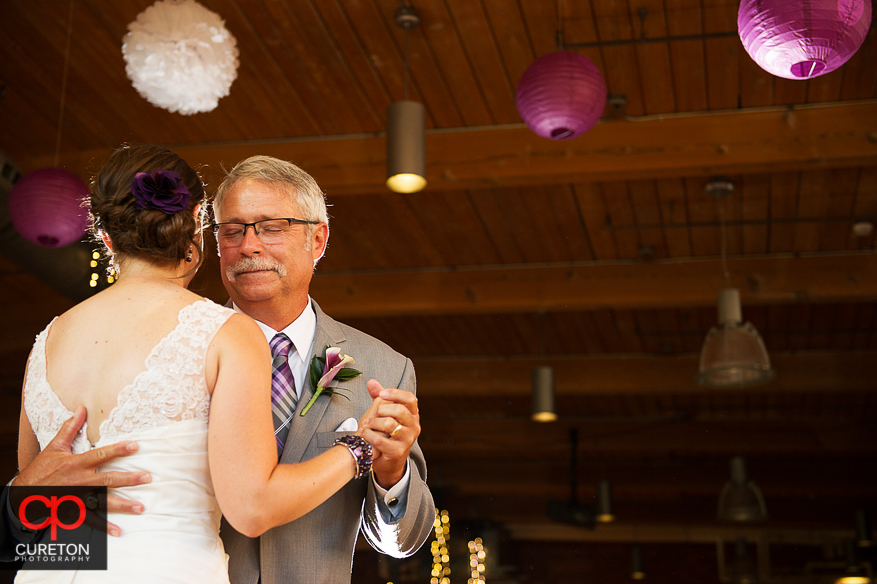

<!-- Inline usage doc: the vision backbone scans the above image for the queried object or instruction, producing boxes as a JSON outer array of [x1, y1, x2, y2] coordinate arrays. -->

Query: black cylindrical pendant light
[[596, 479, 615, 523], [386, 4, 426, 194], [630, 545, 645, 580], [531, 365, 557, 422], [386, 100, 426, 193]]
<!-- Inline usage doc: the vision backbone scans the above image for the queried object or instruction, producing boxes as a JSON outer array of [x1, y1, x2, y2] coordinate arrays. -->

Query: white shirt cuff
[[371, 461, 411, 521]]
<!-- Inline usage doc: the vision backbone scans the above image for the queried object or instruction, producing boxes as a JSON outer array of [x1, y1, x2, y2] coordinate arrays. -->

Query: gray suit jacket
[[220, 301, 435, 584]]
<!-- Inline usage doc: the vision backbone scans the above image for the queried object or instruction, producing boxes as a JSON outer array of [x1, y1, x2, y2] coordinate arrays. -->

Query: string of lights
[[467, 537, 487, 584], [430, 509, 451, 584]]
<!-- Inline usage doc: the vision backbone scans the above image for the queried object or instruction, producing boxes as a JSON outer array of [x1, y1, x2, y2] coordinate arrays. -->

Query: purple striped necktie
[[270, 333, 297, 457]]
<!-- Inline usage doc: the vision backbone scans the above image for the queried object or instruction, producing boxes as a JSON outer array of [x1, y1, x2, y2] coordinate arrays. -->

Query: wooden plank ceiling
[[1, 0, 876, 582]]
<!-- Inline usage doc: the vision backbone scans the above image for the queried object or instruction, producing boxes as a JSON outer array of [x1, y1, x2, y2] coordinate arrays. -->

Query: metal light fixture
[[697, 178, 775, 388], [697, 289, 775, 388], [630, 545, 645, 580], [596, 479, 615, 523], [717, 457, 768, 522], [386, 3, 426, 193], [531, 366, 557, 422]]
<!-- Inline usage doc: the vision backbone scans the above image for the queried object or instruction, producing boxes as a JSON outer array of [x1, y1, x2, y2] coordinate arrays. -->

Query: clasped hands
[[356, 380, 421, 490]]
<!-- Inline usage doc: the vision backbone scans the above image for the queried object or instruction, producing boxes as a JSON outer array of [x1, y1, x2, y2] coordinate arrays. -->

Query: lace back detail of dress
[[98, 300, 234, 442], [24, 300, 235, 451], [23, 317, 87, 452]]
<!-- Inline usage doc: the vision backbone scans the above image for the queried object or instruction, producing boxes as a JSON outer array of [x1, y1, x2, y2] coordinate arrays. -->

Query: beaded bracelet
[[334, 435, 373, 479]]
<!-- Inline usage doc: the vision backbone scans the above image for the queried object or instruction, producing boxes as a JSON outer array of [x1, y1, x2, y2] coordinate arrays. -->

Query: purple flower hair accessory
[[130, 169, 191, 214]]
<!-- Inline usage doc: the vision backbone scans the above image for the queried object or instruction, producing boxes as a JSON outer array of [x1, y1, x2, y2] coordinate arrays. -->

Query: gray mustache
[[226, 257, 288, 280]]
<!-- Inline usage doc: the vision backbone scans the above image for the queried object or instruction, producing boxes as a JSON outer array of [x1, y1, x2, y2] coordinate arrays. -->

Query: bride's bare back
[[43, 281, 207, 446]]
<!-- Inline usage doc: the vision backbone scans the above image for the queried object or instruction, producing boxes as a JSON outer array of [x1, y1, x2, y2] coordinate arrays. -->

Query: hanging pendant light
[[531, 365, 557, 422], [738, 0, 872, 79], [717, 457, 768, 522], [630, 546, 645, 580], [532, 315, 557, 422], [698, 178, 774, 388], [386, 100, 426, 193], [697, 289, 775, 388], [836, 540, 872, 584], [595, 479, 615, 523], [386, 4, 426, 193]]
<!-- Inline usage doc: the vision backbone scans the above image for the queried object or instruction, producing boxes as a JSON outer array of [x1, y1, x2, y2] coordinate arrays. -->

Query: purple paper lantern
[[515, 52, 607, 140], [738, 0, 872, 79], [8, 168, 90, 248]]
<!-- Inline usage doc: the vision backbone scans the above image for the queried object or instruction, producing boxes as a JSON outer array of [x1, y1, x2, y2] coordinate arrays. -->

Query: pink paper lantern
[[515, 52, 607, 140], [8, 168, 90, 248], [738, 0, 872, 79]]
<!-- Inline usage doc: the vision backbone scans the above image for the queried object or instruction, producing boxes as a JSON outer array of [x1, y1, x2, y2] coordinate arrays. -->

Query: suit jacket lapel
[[280, 300, 346, 464]]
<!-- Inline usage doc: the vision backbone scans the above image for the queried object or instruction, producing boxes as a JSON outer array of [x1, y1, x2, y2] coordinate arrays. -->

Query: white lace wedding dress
[[16, 299, 236, 583]]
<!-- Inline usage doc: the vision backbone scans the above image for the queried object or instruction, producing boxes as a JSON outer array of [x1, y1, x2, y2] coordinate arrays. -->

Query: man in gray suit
[[211, 155, 435, 583], [4, 155, 435, 581]]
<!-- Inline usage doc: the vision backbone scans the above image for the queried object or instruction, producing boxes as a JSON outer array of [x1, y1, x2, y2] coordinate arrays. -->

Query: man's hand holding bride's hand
[[13, 406, 151, 536], [358, 379, 420, 490]]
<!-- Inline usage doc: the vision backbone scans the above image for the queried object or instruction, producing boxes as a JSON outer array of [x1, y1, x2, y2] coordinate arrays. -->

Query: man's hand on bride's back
[[13, 406, 150, 532]]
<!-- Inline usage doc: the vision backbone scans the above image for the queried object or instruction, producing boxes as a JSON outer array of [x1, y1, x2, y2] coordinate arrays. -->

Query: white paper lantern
[[122, 0, 239, 115]]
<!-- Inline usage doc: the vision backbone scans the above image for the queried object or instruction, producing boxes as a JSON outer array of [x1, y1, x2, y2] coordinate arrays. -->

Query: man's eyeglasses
[[212, 218, 320, 246]]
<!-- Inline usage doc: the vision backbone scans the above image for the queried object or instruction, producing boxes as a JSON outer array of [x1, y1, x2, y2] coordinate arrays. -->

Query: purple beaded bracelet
[[335, 435, 373, 479]]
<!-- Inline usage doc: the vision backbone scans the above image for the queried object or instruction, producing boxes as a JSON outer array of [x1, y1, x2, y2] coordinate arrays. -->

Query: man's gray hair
[[213, 155, 329, 228]]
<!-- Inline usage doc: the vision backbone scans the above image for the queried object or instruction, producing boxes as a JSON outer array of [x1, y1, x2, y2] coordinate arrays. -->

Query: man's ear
[[311, 222, 329, 262]]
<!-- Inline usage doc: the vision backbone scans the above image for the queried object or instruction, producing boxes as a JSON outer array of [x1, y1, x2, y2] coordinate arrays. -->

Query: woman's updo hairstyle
[[90, 144, 205, 268]]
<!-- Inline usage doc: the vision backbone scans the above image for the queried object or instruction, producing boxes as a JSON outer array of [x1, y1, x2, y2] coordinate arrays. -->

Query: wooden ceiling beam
[[19, 102, 877, 192], [309, 254, 877, 318], [414, 352, 876, 396]]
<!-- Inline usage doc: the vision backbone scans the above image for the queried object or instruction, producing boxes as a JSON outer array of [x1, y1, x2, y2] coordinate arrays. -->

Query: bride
[[15, 144, 377, 582]]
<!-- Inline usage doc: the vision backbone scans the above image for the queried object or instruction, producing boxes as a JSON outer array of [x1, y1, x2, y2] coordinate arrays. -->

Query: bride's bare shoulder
[[50, 284, 208, 343], [213, 312, 266, 349]]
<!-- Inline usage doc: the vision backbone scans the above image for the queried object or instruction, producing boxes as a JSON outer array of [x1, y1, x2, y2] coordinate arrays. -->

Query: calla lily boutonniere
[[301, 346, 362, 416]]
